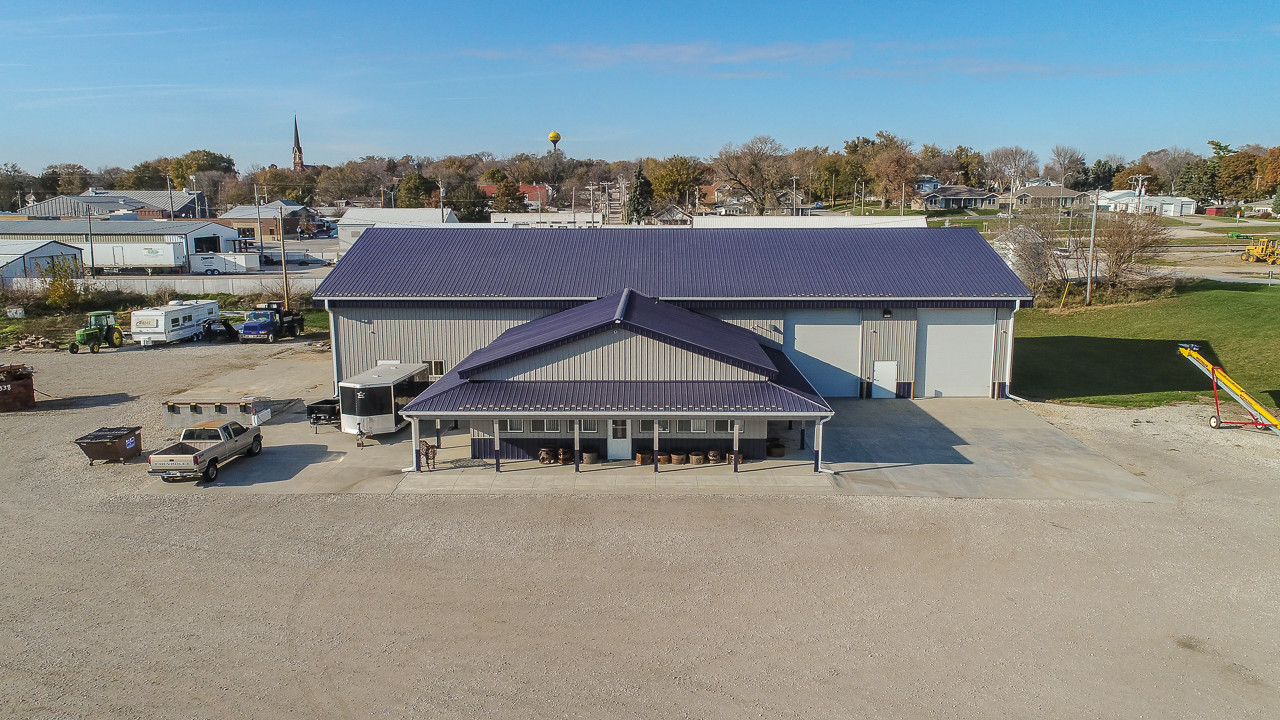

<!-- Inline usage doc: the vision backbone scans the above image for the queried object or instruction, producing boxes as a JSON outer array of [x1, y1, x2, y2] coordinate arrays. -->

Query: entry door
[[112, 246, 125, 265], [871, 361, 897, 398], [607, 419, 630, 460]]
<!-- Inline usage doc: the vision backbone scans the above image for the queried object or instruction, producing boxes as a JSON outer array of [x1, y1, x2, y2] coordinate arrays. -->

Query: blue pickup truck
[[238, 302, 304, 343]]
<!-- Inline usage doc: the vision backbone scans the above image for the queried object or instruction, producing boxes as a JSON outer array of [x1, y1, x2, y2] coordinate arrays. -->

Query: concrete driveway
[[140, 396, 1163, 502], [821, 399, 1165, 501]]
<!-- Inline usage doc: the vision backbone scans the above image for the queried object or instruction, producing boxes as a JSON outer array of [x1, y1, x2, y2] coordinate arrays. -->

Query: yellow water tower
[[548, 131, 561, 151]]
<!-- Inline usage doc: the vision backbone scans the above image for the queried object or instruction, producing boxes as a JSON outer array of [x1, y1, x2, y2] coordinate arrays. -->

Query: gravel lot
[[2, 344, 1278, 718]]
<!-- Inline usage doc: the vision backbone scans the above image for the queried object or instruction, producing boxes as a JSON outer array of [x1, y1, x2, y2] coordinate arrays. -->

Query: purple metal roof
[[313, 227, 1032, 301], [403, 337, 831, 416], [456, 289, 777, 379], [402, 380, 831, 415]]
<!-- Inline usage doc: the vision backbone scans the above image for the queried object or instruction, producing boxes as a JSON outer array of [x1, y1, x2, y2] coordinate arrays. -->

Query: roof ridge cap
[[613, 288, 630, 323]]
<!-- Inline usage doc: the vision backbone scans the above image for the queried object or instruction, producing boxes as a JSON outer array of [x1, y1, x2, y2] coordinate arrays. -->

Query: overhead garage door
[[785, 309, 861, 397], [915, 309, 995, 398]]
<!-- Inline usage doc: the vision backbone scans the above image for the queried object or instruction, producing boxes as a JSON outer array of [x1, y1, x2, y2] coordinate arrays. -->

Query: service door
[[784, 310, 861, 397], [915, 309, 996, 397], [607, 419, 630, 460]]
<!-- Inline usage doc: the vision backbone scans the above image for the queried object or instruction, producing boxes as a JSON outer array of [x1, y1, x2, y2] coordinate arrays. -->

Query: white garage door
[[915, 309, 995, 398], [785, 310, 861, 397]]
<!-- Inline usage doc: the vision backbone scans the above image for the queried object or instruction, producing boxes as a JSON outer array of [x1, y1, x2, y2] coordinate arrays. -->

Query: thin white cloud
[[548, 41, 853, 68]]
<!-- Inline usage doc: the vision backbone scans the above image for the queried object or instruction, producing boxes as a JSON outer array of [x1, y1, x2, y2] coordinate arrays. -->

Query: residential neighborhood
[[2, 3, 1279, 719]]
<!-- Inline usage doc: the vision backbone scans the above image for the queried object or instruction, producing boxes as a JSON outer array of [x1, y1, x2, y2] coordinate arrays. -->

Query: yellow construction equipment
[[1178, 344, 1280, 437], [1237, 234, 1278, 264]]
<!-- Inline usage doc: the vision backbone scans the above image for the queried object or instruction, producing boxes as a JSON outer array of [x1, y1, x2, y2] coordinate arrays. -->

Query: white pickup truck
[[147, 420, 262, 482]]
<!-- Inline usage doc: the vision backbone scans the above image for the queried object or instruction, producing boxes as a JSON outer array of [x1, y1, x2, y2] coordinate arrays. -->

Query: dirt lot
[[1, 344, 1278, 718]]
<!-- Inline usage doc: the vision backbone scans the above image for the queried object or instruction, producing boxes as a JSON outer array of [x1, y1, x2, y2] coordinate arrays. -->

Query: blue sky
[[3, 0, 1278, 172]]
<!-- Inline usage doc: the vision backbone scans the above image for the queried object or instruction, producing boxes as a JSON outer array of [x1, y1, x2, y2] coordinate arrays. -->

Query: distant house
[[477, 183, 553, 210], [1112, 195, 1196, 217], [912, 185, 999, 211], [1012, 186, 1089, 208], [336, 208, 460, 252], [914, 176, 942, 194], [210, 200, 310, 243], [653, 204, 692, 225], [0, 240, 83, 280]]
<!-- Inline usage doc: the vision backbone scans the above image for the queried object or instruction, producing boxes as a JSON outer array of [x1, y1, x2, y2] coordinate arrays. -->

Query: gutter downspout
[[1006, 299, 1028, 402], [814, 415, 837, 475], [325, 298, 339, 396]]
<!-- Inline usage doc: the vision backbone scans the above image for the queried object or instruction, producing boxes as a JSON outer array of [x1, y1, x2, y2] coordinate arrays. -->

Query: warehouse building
[[0, 220, 237, 272], [312, 226, 1032, 466], [0, 241, 82, 280]]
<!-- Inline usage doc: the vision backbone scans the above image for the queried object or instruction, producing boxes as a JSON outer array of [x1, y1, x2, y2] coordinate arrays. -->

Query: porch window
[[677, 419, 707, 433], [531, 419, 560, 433], [499, 419, 523, 433], [580, 419, 598, 433], [714, 419, 734, 433], [639, 419, 669, 433]]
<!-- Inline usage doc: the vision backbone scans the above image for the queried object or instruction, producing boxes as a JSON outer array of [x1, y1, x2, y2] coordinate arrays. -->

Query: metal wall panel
[[860, 309, 917, 391], [700, 308, 785, 346], [474, 330, 761, 381], [332, 306, 550, 381]]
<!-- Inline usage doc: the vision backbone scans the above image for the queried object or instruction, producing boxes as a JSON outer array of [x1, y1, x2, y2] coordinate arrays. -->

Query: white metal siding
[[701, 309, 785, 347], [332, 307, 551, 382], [992, 307, 1013, 384], [860, 308, 917, 392], [784, 309, 861, 397], [915, 309, 996, 398], [475, 330, 762, 381]]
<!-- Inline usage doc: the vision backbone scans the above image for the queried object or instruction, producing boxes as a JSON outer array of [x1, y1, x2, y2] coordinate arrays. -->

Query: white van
[[130, 300, 220, 346]]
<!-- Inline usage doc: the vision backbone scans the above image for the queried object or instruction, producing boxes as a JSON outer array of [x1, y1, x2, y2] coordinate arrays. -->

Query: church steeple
[[292, 115, 304, 170]]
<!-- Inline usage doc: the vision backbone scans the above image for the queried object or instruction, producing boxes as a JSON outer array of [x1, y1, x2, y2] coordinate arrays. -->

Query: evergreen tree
[[398, 173, 430, 208], [623, 166, 653, 224], [491, 176, 526, 213]]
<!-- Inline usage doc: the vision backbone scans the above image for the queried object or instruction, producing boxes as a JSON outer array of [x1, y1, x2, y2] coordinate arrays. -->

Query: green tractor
[[68, 311, 126, 354]]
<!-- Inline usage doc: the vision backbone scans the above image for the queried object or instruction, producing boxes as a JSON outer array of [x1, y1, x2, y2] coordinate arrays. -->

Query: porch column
[[813, 417, 823, 473], [574, 419, 581, 473], [493, 419, 501, 473], [732, 421, 740, 473], [800, 421, 806, 450], [435, 418, 442, 448], [653, 421, 659, 474], [411, 416, 421, 472]]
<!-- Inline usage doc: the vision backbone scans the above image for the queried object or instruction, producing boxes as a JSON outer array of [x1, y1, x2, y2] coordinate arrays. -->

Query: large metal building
[[312, 226, 1033, 466]]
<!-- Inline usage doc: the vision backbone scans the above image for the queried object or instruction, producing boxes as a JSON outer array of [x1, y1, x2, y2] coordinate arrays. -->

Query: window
[[498, 419, 523, 433], [677, 419, 707, 433], [227, 422, 248, 437], [170, 317, 180, 328], [714, 419, 736, 433], [135, 318, 158, 329], [611, 420, 627, 439], [530, 419, 560, 433], [639, 419, 669, 433], [580, 419, 597, 433]]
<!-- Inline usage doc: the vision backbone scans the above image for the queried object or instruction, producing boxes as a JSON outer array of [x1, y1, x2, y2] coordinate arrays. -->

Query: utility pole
[[253, 184, 265, 257], [1086, 189, 1099, 306], [791, 176, 799, 216], [1130, 174, 1151, 217], [85, 208, 95, 277], [166, 175, 176, 218], [279, 204, 290, 310], [900, 183, 905, 216]]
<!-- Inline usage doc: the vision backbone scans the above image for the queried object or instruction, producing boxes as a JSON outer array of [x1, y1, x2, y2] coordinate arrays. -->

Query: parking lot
[[2, 342, 1278, 717]]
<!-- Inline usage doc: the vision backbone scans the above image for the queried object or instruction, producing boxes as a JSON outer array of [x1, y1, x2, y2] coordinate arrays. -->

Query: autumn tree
[[871, 146, 920, 208], [651, 155, 704, 207], [952, 146, 986, 187], [0, 163, 33, 211], [490, 175, 526, 213], [168, 150, 235, 188], [983, 146, 1039, 191], [444, 182, 488, 222], [116, 160, 170, 190], [712, 136, 788, 215], [1216, 152, 1263, 201], [1048, 145, 1086, 186], [1112, 162, 1167, 194], [398, 173, 431, 208]]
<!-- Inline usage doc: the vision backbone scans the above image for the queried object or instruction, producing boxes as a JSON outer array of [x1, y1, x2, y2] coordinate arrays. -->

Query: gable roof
[[19, 195, 150, 217], [0, 220, 228, 236], [923, 185, 999, 200], [400, 295, 832, 417], [82, 188, 203, 212], [218, 201, 308, 220], [313, 227, 1032, 301], [1015, 186, 1088, 199], [0, 240, 82, 266], [456, 289, 777, 379]]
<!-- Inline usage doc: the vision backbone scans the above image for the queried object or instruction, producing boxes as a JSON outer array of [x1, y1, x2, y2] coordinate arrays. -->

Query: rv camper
[[130, 300, 220, 346], [337, 363, 435, 436]]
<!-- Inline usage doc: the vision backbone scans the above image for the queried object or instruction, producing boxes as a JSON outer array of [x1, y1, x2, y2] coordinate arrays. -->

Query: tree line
[[4, 136, 1278, 217]]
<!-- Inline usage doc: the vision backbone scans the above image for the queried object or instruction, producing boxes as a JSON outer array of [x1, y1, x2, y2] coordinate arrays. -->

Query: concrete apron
[[138, 399, 1166, 502]]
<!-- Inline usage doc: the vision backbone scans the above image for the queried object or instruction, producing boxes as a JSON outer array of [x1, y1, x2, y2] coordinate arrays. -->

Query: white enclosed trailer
[[130, 299, 220, 346], [337, 363, 434, 436], [191, 252, 261, 275]]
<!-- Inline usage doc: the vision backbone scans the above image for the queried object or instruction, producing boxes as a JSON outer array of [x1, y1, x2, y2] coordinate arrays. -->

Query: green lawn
[[1013, 281, 1280, 409]]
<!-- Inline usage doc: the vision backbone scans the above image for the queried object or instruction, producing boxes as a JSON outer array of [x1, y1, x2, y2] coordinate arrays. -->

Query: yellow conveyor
[[1178, 344, 1280, 437]]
